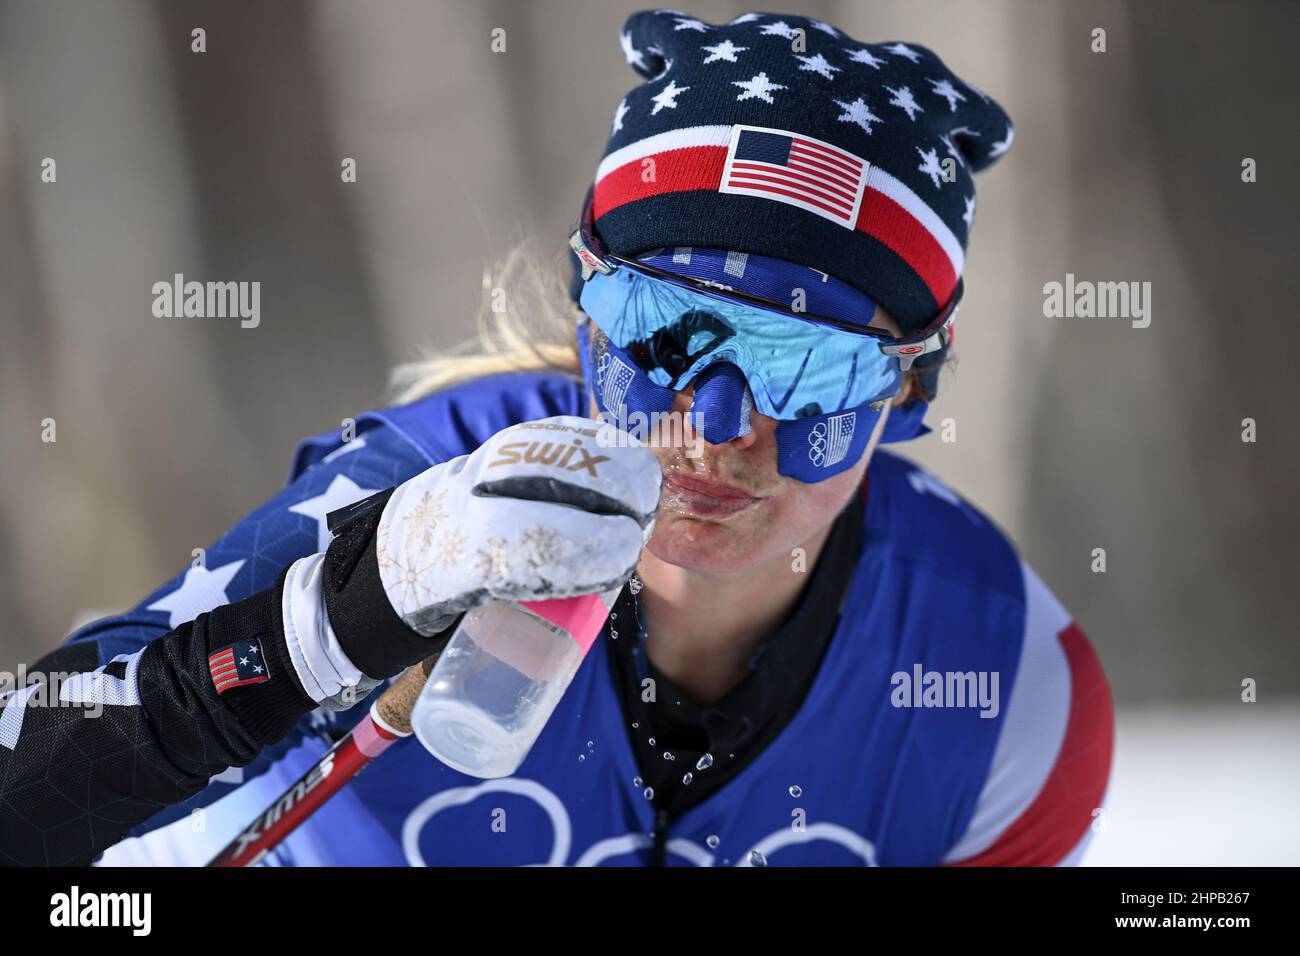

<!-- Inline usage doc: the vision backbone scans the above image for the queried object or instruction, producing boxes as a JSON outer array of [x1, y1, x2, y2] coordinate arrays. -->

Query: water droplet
[[643, 787, 655, 800], [696, 754, 714, 771], [788, 785, 802, 798], [648, 737, 656, 747], [749, 849, 767, 867], [633, 776, 643, 788], [706, 834, 720, 849], [682, 772, 693, 785], [663, 751, 675, 761]]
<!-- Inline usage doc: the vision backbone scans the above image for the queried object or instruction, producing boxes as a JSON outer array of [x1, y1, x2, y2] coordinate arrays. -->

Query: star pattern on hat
[[917, 146, 946, 188], [758, 20, 801, 40], [844, 46, 886, 69], [928, 77, 967, 112], [795, 52, 840, 80], [621, 31, 647, 70], [651, 79, 689, 114], [600, 9, 1017, 324], [989, 125, 1015, 158], [703, 39, 747, 64], [734, 71, 787, 104], [612, 97, 630, 133], [940, 133, 965, 167], [645, 43, 673, 81], [834, 96, 884, 135], [885, 42, 923, 63], [885, 84, 923, 120], [612, 13, 1014, 173]]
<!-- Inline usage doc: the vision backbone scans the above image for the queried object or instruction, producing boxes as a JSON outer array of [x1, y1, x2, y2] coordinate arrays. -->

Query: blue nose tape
[[692, 362, 754, 444], [577, 319, 930, 483]]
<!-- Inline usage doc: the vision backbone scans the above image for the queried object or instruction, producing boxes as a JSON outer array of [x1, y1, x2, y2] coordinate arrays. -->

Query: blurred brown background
[[1, 0, 1296, 716]]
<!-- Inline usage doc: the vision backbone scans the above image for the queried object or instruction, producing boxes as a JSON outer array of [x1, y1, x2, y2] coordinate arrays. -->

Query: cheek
[[765, 466, 867, 540]]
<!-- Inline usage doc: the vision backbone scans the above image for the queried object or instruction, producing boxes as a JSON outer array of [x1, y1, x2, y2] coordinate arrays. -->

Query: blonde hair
[[387, 235, 585, 405]]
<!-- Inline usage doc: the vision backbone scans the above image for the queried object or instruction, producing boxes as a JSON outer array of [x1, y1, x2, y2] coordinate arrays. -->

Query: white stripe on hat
[[864, 164, 965, 278], [594, 124, 732, 183]]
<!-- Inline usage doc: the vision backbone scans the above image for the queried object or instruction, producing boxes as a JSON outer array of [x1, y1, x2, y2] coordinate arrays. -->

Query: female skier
[[0, 10, 1112, 867]]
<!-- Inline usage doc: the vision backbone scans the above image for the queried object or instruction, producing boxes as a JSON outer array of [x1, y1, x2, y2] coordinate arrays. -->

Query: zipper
[[651, 809, 670, 867]]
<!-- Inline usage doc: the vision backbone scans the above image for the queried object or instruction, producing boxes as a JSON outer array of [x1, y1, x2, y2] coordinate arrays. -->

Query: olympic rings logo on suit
[[400, 777, 878, 867]]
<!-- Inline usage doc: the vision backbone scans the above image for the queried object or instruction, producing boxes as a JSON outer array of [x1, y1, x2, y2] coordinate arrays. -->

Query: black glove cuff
[[322, 487, 460, 680], [206, 565, 318, 746]]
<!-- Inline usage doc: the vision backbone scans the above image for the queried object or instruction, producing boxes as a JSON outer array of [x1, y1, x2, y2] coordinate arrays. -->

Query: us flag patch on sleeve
[[209, 638, 271, 694]]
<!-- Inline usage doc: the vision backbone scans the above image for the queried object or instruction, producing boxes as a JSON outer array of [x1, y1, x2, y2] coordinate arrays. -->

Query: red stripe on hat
[[593, 145, 729, 218], [946, 622, 1114, 867], [595, 143, 960, 312], [856, 189, 958, 308]]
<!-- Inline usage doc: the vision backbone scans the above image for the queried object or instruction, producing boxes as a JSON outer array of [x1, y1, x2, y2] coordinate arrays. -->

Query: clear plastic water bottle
[[411, 591, 618, 778]]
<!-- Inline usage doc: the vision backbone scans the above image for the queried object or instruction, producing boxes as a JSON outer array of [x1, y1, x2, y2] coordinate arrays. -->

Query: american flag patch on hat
[[720, 125, 868, 229], [209, 638, 270, 695]]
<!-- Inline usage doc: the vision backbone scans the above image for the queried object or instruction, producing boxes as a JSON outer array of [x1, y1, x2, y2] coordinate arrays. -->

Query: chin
[[644, 508, 783, 575]]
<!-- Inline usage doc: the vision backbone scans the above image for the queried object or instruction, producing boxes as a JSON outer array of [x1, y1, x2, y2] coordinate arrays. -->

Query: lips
[[660, 471, 765, 518], [663, 472, 760, 500]]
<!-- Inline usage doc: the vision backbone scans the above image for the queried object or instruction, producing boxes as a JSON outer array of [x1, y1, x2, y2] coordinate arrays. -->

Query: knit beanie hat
[[572, 9, 1015, 397]]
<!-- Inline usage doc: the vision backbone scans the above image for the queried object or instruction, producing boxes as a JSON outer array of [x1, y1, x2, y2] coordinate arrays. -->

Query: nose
[[677, 362, 759, 448]]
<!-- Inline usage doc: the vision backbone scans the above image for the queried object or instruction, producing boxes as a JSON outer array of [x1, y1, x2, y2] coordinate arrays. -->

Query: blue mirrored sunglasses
[[569, 187, 960, 419]]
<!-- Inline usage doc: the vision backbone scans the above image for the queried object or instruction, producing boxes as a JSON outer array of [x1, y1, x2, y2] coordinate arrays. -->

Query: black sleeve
[[0, 570, 314, 867], [0, 489, 454, 867]]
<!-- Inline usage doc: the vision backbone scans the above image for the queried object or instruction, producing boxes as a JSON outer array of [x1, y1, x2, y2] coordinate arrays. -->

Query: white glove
[[375, 414, 661, 636]]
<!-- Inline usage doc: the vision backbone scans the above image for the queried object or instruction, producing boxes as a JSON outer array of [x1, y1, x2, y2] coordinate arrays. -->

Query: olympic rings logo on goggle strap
[[807, 413, 857, 468], [401, 778, 879, 867], [596, 350, 637, 414]]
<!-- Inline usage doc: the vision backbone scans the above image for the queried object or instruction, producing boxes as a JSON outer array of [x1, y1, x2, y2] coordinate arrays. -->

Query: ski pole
[[206, 654, 437, 867]]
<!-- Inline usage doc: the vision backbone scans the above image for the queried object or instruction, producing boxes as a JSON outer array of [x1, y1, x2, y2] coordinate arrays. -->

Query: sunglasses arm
[[568, 185, 615, 280], [879, 280, 962, 373]]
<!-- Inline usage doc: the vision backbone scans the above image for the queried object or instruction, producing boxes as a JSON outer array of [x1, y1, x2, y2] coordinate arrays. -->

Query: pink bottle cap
[[518, 592, 612, 655]]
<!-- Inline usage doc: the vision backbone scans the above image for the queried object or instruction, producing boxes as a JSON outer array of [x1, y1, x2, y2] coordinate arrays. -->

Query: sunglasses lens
[[580, 266, 902, 417], [629, 310, 732, 382]]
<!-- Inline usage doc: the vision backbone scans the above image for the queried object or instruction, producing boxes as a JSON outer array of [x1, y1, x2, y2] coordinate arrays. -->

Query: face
[[588, 306, 909, 576]]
